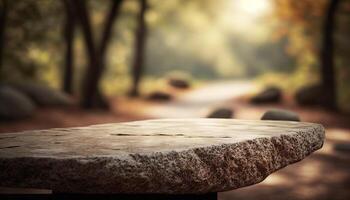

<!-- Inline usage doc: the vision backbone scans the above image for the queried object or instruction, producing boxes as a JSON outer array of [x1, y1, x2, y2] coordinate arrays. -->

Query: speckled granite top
[[0, 119, 324, 193]]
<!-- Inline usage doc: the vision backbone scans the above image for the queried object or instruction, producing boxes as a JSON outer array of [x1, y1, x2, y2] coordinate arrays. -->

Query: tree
[[320, 0, 340, 110], [71, 0, 123, 109], [62, 0, 76, 94], [0, 0, 8, 77], [129, 0, 148, 97], [0, 0, 62, 81], [272, 0, 343, 110]]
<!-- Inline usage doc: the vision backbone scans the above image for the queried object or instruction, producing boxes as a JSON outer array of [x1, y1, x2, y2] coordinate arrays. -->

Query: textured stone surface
[[0, 119, 324, 194]]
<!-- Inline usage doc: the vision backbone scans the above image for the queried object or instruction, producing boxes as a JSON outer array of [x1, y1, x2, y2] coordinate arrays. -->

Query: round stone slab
[[0, 119, 324, 194]]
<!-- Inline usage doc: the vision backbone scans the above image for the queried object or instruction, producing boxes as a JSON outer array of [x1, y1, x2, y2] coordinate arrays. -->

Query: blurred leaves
[[1, 0, 350, 111]]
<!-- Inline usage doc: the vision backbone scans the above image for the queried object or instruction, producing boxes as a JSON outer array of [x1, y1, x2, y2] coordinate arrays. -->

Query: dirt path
[[138, 81, 257, 118], [0, 81, 349, 199]]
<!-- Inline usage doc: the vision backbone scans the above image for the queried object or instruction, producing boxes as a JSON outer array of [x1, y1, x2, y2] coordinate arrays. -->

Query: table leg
[[52, 193, 218, 200]]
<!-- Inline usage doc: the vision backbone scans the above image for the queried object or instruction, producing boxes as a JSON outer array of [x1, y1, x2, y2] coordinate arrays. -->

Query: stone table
[[0, 119, 324, 199]]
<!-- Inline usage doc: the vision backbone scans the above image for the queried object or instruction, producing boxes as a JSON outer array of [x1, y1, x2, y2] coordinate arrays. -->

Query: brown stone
[[0, 119, 324, 194]]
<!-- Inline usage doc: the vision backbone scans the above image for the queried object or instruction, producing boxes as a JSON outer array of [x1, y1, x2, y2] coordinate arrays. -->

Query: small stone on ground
[[250, 86, 282, 104], [207, 107, 234, 118], [147, 91, 172, 101], [168, 78, 190, 89], [261, 109, 300, 122]]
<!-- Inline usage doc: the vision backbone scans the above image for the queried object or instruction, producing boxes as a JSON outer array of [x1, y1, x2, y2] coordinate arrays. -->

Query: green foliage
[[271, 0, 350, 111], [336, 1, 350, 111], [1, 0, 63, 85]]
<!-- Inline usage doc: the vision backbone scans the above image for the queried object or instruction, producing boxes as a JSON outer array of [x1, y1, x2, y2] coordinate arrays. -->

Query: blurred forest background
[[1, 0, 350, 199], [0, 0, 349, 111]]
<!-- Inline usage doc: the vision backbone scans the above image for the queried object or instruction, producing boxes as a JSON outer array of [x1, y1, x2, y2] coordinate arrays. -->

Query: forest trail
[[139, 80, 257, 118]]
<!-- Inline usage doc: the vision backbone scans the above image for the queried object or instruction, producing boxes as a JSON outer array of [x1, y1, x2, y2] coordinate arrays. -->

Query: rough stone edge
[[0, 124, 325, 194]]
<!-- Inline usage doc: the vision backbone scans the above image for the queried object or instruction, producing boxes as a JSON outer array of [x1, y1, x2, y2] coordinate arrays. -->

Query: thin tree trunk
[[129, 0, 148, 97], [94, 0, 122, 109], [72, 0, 122, 109], [0, 0, 8, 77], [99, 0, 122, 61], [93, 0, 123, 109], [71, 0, 99, 108], [62, 0, 75, 94], [320, 0, 340, 110]]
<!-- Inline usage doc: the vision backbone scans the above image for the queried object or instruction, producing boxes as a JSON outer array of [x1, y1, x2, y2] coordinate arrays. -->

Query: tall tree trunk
[[0, 0, 8, 78], [71, 0, 99, 108], [129, 0, 148, 97], [62, 0, 75, 95], [99, 0, 122, 61], [72, 0, 122, 109], [320, 0, 340, 110], [95, 0, 122, 109]]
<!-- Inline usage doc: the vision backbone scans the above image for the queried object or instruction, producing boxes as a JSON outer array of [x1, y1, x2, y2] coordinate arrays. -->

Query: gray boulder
[[261, 109, 300, 122], [295, 84, 322, 106], [250, 86, 282, 104], [0, 85, 36, 120], [207, 107, 234, 118], [11, 82, 73, 106]]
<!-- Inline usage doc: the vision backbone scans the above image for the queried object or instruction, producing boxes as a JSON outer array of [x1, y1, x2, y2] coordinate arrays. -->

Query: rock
[[261, 109, 300, 122], [0, 119, 324, 193], [295, 84, 322, 106], [147, 91, 172, 101], [10, 82, 73, 106], [168, 78, 190, 89], [250, 86, 282, 104], [0, 85, 36, 120], [334, 143, 350, 153], [207, 107, 233, 118]]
